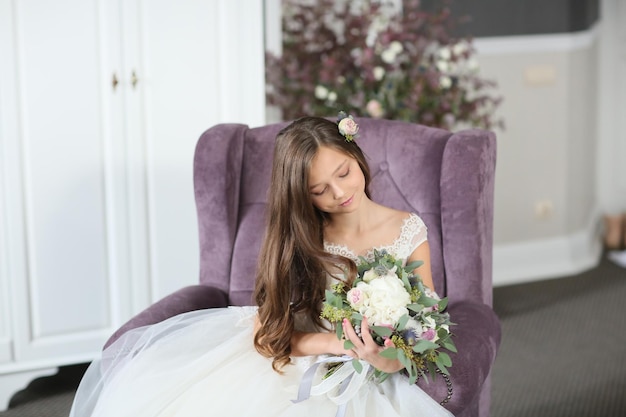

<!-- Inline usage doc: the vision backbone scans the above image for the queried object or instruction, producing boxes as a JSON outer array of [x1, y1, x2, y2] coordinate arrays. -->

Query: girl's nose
[[331, 183, 345, 200]]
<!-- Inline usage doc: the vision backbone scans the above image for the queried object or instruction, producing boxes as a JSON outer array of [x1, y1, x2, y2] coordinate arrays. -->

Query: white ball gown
[[69, 213, 453, 417]]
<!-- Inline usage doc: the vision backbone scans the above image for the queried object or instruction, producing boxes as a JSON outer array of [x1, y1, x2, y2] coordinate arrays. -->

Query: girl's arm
[[254, 314, 347, 357], [407, 240, 435, 291], [291, 320, 404, 374], [290, 331, 346, 356]]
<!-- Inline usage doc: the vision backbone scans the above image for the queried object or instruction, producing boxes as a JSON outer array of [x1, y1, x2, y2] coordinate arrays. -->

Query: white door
[[124, 0, 267, 304], [0, 0, 267, 365], [0, 0, 129, 363]]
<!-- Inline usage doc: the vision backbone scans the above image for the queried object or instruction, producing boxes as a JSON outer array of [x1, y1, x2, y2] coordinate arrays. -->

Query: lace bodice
[[293, 213, 428, 334], [323, 213, 427, 265]]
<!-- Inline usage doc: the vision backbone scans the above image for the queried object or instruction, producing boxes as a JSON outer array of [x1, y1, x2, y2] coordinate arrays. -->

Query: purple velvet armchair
[[105, 118, 501, 417]]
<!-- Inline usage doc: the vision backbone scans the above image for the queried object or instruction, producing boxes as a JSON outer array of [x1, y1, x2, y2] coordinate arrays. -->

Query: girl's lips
[[340, 195, 354, 207]]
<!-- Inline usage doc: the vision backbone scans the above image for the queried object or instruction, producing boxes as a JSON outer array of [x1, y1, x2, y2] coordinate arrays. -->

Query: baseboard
[[493, 218, 603, 287]]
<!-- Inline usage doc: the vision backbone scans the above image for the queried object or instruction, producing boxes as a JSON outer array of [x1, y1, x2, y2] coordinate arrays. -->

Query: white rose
[[373, 66, 385, 81], [346, 282, 370, 310], [363, 274, 410, 326], [315, 85, 328, 99], [436, 59, 449, 73], [381, 48, 396, 64], [362, 269, 378, 283], [438, 46, 451, 61], [390, 40, 403, 54]]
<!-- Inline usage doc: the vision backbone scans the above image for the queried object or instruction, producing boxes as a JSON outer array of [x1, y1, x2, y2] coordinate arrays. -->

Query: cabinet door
[[0, 0, 129, 363], [124, 0, 266, 303]]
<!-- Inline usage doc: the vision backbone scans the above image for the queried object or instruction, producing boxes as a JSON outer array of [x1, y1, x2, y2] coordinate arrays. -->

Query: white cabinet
[[0, 0, 265, 409]]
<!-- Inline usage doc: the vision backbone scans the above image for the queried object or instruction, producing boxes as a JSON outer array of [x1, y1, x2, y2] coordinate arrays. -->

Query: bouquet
[[320, 250, 456, 384]]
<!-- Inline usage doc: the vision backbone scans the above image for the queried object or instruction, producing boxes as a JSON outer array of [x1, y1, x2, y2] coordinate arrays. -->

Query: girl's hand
[[341, 316, 405, 374]]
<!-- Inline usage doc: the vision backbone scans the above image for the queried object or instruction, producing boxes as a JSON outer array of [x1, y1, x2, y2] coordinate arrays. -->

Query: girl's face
[[308, 146, 366, 214]]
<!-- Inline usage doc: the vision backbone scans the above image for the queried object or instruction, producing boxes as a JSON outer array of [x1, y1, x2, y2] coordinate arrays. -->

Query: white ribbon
[[292, 355, 372, 417]]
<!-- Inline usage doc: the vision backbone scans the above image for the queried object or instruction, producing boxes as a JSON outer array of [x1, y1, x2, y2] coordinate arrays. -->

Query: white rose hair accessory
[[337, 111, 359, 142]]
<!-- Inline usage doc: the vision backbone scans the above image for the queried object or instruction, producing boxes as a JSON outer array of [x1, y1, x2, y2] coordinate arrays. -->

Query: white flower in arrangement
[[439, 46, 452, 61], [328, 91, 337, 102], [381, 48, 396, 64], [346, 283, 370, 310], [373, 66, 385, 81], [468, 57, 479, 71], [362, 268, 379, 283], [439, 75, 452, 89], [453, 41, 469, 56], [366, 99, 384, 118], [381, 41, 403, 64], [361, 274, 411, 326], [436, 59, 450, 73], [389, 40, 403, 54], [315, 85, 329, 99]]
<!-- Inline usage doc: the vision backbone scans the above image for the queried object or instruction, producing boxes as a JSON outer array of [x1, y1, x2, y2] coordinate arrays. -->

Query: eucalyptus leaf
[[442, 339, 458, 353], [379, 347, 398, 359], [427, 362, 437, 382], [371, 325, 393, 338], [408, 370, 418, 385], [336, 324, 344, 340], [376, 370, 391, 383], [438, 352, 452, 367], [397, 314, 409, 331], [404, 260, 423, 272], [408, 303, 424, 313], [438, 297, 449, 310], [344, 340, 355, 350], [436, 360, 449, 375], [413, 340, 439, 353], [419, 296, 439, 307], [401, 275, 412, 292], [397, 350, 411, 370], [352, 359, 363, 373]]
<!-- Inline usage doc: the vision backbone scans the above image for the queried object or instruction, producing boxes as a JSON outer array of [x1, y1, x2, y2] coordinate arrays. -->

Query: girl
[[69, 116, 452, 417]]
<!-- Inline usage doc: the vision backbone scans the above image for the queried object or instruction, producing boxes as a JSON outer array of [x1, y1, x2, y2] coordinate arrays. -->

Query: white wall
[[596, 0, 626, 215], [474, 29, 604, 286]]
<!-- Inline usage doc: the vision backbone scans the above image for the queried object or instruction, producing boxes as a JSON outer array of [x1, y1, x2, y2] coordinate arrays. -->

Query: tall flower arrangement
[[265, 0, 503, 130]]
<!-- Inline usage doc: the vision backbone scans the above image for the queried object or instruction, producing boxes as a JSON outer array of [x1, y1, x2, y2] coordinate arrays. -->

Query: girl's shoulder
[[376, 206, 419, 230]]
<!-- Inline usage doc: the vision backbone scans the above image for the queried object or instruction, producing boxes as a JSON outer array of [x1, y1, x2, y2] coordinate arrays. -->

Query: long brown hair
[[253, 116, 371, 372]]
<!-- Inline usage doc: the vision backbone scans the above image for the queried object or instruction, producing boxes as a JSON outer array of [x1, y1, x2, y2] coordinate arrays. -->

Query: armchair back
[[193, 118, 496, 307]]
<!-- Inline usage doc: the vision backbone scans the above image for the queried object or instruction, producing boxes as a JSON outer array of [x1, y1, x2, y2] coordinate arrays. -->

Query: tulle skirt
[[69, 306, 453, 417]]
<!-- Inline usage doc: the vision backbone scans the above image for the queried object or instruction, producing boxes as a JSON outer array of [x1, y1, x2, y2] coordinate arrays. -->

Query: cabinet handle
[[112, 73, 119, 91], [131, 70, 139, 89]]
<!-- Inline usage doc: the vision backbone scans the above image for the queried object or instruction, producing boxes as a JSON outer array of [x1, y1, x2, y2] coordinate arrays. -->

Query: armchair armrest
[[417, 300, 501, 416], [103, 285, 229, 349]]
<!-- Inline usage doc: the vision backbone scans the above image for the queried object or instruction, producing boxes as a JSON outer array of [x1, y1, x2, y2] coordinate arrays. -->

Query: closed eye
[[339, 169, 350, 178], [311, 187, 327, 196]]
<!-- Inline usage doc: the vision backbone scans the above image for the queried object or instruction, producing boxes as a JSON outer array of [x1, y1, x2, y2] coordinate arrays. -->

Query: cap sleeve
[[407, 213, 428, 255]]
